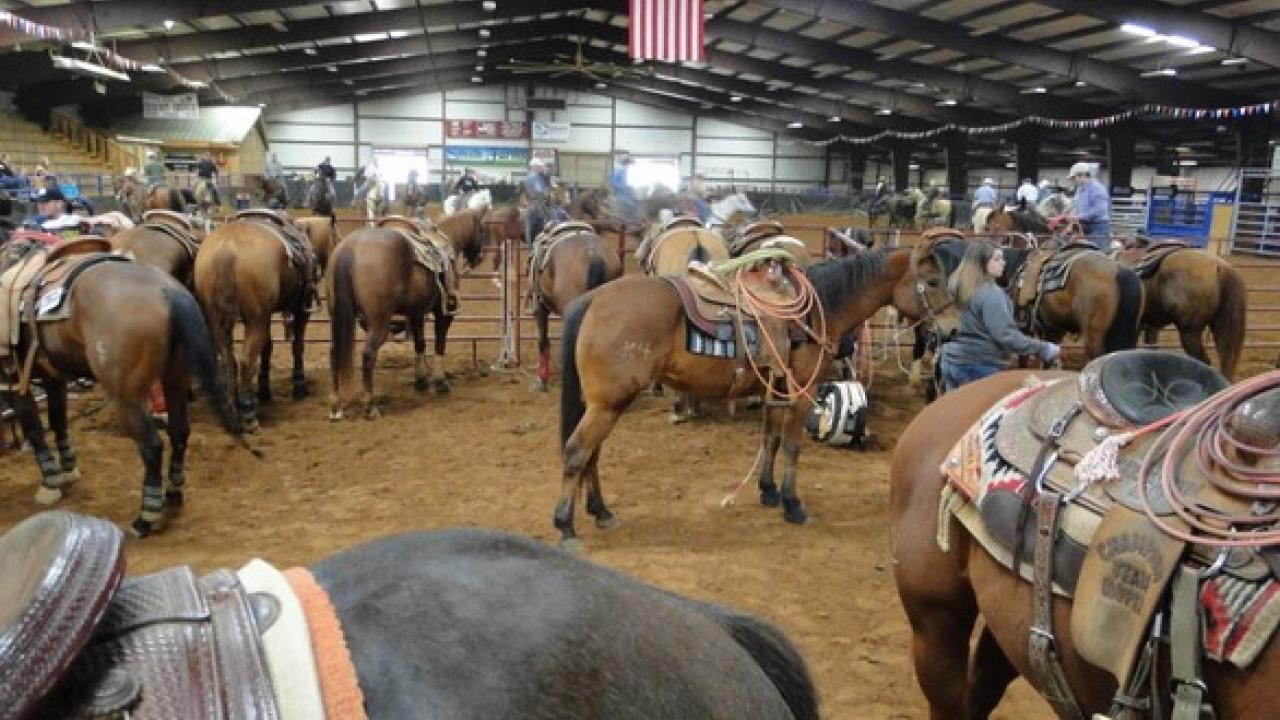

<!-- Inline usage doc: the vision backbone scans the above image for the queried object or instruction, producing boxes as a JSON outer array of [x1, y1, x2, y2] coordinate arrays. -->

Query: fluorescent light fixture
[[908, 163, 920, 170], [1221, 57, 1247, 65], [1177, 159, 1198, 166], [969, 26, 998, 37], [304, 47, 318, 56], [1075, 80, 1087, 87], [875, 107, 893, 115], [1139, 68, 1177, 77], [1165, 34, 1200, 48], [1120, 22, 1156, 37], [478, 28, 491, 38], [163, 19, 175, 30], [476, 48, 487, 57], [595, 81, 607, 89], [482, 0, 497, 9], [475, 64, 484, 71], [632, 57, 644, 65], [828, 115, 841, 122], [326, 65, 338, 72], [1186, 44, 1216, 55], [471, 75, 483, 83], [51, 55, 130, 82], [70, 41, 103, 52], [139, 64, 165, 73], [936, 98, 957, 106], [257, 102, 266, 108], [1005, 162, 1017, 169], [1020, 86, 1047, 94], [271, 21, 288, 32], [343, 78, 354, 85], [786, 121, 803, 129], [730, 95, 742, 102]]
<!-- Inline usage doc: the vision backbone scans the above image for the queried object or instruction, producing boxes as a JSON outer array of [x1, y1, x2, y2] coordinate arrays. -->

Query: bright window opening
[[372, 148, 429, 200], [627, 158, 680, 193]]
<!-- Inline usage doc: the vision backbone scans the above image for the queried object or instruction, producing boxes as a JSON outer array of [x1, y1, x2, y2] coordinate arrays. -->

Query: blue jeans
[[1081, 219, 1110, 250], [940, 359, 1004, 392]]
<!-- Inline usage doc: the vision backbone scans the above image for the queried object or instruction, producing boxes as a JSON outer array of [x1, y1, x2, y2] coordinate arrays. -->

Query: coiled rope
[[727, 258, 828, 404]]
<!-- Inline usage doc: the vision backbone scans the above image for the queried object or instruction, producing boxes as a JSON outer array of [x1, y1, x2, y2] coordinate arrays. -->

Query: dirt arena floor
[[1, 240, 1276, 718]]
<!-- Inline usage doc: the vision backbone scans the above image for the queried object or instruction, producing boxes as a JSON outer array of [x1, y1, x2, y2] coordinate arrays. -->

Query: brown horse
[[1115, 243, 1248, 380], [984, 203, 1050, 236], [326, 217, 461, 419], [109, 211, 202, 288], [0, 239, 242, 538], [146, 185, 188, 213], [529, 225, 623, 392], [431, 208, 490, 271], [113, 175, 148, 219], [260, 175, 288, 208], [194, 217, 316, 431], [914, 237, 1143, 361], [294, 215, 340, 277], [638, 223, 730, 276], [555, 247, 930, 548], [890, 370, 1280, 719]]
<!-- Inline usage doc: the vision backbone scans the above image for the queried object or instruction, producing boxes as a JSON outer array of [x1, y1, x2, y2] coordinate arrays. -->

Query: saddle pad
[[282, 568, 367, 720], [40, 566, 279, 719], [0, 249, 48, 357], [0, 512, 124, 720], [237, 560, 325, 720], [1202, 573, 1280, 668]]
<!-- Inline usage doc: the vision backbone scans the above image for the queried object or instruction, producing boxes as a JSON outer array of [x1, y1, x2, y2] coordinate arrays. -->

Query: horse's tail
[[585, 254, 607, 291], [166, 286, 243, 438], [329, 245, 358, 394], [560, 295, 592, 447], [1104, 266, 1143, 352], [704, 605, 820, 720], [168, 188, 185, 212], [1211, 263, 1248, 379]]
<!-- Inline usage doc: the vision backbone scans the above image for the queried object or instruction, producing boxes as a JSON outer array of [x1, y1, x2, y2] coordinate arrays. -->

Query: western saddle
[[943, 350, 1280, 720], [1008, 241, 1100, 334], [526, 221, 598, 309], [235, 209, 320, 294], [140, 210, 201, 261], [727, 220, 811, 268], [374, 215, 459, 314], [635, 214, 704, 273], [1, 511, 279, 719], [0, 238, 128, 393], [1115, 239, 1192, 280]]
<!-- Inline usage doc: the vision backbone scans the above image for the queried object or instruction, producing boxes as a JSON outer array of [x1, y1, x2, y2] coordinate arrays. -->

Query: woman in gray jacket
[[938, 241, 1060, 391]]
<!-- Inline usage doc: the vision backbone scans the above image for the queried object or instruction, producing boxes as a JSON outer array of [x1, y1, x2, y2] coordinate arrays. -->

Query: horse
[[193, 216, 317, 431], [0, 239, 243, 537], [260, 175, 288, 208], [554, 247, 934, 547], [983, 203, 1050, 237], [144, 184, 187, 213], [326, 216, 461, 419], [15, 511, 818, 720], [529, 225, 623, 392], [293, 215, 340, 277], [568, 188, 626, 234], [442, 188, 492, 217], [889, 369, 1280, 719], [306, 177, 336, 218], [707, 190, 757, 229], [108, 211, 202, 289], [112, 175, 148, 219], [399, 178, 428, 217], [915, 192, 954, 229], [433, 207, 491, 271], [1038, 190, 1071, 218], [1115, 242, 1248, 379], [192, 178, 219, 214], [913, 236, 1142, 362]]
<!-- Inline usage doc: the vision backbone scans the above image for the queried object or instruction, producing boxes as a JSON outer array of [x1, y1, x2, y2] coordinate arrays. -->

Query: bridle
[[909, 243, 956, 327]]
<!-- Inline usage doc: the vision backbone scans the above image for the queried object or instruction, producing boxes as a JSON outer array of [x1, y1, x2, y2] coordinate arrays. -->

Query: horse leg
[[257, 335, 273, 404], [430, 312, 452, 395], [777, 402, 810, 524], [361, 317, 390, 418], [909, 324, 928, 387], [237, 320, 268, 432], [966, 625, 1018, 718], [584, 449, 617, 530], [12, 388, 66, 505], [532, 304, 551, 392], [44, 380, 80, 489], [754, 405, 784, 508], [1177, 325, 1211, 366], [409, 310, 429, 393], [555, 405, 620, 551], [290, 309, 310, 400], [116, 397, 167, 539]]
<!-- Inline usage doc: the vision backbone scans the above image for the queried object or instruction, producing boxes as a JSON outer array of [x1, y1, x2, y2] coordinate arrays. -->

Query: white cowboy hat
[[1069, 162, 1091, 177]]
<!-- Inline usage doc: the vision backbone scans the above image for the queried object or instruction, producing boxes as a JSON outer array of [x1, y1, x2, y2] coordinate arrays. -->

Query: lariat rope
[[729, 260, 829, 405]]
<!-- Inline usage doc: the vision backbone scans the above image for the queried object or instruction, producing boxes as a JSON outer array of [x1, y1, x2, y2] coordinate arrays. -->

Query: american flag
[[629, 0, 706, 63]]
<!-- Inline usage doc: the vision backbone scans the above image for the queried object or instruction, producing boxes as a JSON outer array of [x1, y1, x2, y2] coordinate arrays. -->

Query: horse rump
[[700, 604, 820, 720], [559, 294, 592, 447]]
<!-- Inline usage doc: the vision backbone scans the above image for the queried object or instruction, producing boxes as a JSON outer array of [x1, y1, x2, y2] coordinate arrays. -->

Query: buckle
[[1048, 401, 1082, 439]]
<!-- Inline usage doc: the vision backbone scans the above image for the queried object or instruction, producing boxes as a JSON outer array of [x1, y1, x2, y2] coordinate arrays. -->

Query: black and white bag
[[804, 381, 868, 447]]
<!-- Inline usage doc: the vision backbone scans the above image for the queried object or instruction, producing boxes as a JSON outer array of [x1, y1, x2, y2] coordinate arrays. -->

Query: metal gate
[[1231, 168, 1280, 257]]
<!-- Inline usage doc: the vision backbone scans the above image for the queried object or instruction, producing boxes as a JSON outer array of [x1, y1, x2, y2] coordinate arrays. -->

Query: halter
[[909, 242, 956, 327]]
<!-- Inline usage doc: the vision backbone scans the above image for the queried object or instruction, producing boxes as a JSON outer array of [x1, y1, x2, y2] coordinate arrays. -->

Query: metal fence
[[1231, 168, 1280, 257]]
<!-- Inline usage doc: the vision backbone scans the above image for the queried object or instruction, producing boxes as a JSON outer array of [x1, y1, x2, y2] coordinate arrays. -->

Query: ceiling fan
[[497, 40, 650, 82]]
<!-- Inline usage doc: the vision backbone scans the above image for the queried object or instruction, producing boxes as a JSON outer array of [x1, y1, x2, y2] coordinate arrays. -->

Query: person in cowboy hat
[[522, 157, 565, 245], [1068, 161, 1110, 250], [973, 177, 997, 208], [25, 186, 80, 237]]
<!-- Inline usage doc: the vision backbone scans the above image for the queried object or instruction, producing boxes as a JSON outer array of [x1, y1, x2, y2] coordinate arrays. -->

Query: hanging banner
[[444, 120, 528, 139], [531, 120, 571, 143], [444, 145, 530, 166], [142, 92, 199, 120]]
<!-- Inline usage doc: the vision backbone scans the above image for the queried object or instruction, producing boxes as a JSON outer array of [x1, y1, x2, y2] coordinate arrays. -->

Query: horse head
[[910, 231, 966, 334]]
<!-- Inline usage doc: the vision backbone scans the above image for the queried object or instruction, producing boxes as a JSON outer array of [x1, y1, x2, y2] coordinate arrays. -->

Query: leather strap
[[1170, 566, 1215, 720], [1028, 490, 1085, 720], [1013, 401, 1082, 576]]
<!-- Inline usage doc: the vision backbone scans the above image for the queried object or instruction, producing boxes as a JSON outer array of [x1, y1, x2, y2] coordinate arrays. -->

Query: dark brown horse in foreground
[[530, 226, 623, 391], [0, 240, 242, 537], [327, 217, 463, 419], [890, 371, 1280, 719], [194, 217, 316, 431], [1116, 243, 1247, 379], [556, 248, 928, 549]]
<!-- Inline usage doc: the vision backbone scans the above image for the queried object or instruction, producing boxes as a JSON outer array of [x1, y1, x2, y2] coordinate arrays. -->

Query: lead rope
[[729, 263, 829, 404]]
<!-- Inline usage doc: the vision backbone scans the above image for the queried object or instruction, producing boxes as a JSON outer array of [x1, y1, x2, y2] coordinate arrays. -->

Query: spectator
[[453, 167, 480, 195], [973, 177, 997, 208], [194, 152, 220, 206], [26, 187, 80, 238], [938, 241, 1059, 391], [1069, 161, 1110, 250], [0, 154, 14, 178], [1015, 177, 1038, 207]]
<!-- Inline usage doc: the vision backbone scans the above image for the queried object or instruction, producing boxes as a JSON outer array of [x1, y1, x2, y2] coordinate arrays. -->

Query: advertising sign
[[142, 92, 199, 120], [444, 120, 529, 139]]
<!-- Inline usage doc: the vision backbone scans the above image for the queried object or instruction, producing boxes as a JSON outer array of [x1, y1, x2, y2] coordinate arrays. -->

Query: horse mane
[[806, 249, 889, 314]]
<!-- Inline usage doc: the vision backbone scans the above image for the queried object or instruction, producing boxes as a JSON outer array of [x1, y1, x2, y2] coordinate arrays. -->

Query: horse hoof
[[34, 486, 63, 505], [291, 383, 309, 400], [415, 377, 430, 393], [558, 537, 585, 554], [783, 503, 809, 525], [164, 490, 184, 509], [328, 408, 344, 421], [61, 467, 81, 486], [434, 379, 451, 395], [365, 405, 382, 420], [531, 378, 548, 393], [595, 515, 620, 531], [129, 519, 154, 539], [243, 417, 260, 434], [759, 487, 781, 508]]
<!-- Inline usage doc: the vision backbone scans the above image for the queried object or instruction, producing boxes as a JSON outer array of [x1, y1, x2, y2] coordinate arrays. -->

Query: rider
[[686, 172, 710, 223], [938, 241, 1060, 391], [973, 177, 997, 209], [1069, 161, 1111, 250], [453, 167, 480, 195], [609, 152, 637, 226], [317, 155, 337, 196], [522, 157, 565, 245], [194, 152, 220, 207], [1015, 177, 1038, 208], [1037, 179, 1053, 203], [143, 150, 166, 188]]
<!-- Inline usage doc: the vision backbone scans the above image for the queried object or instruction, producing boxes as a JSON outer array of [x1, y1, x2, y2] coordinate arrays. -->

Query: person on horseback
[[1037, 179, 1053, 202], [1069, 161, 1111, 250], [685, 172, 711, 224], [1015, 177, 1037, 207], [938, 241, 1059, 391], [317, 155, 337, 199], [194, 152, 220, 209], [265, 153, 283, 180], [142, 150, 166, 188], [609, 152, 638, 227], [522, 157, 565, 246], [453, 167, 480, 195], [973, 177, 997, 209]]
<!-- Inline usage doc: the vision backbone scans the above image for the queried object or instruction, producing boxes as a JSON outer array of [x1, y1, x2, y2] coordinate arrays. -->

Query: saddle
[[1116, 240, 1191, 280], [726, 219, 785, 256], [236, 209, 319, 294], [139, 211, 201, 261], [637, 216, 703, 272], [1008, 242, 1099, 331], [3, 511, 280, 720], [375, 216, 458, 312]]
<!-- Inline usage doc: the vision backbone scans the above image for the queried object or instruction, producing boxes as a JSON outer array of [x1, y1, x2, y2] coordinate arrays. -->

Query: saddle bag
[[805, 381, 869, 448]]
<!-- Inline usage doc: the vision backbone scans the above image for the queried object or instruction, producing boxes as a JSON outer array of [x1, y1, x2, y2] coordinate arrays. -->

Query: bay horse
[[109, 210, 202, 289], [194, 216, 316, 431], [145, 184, 187, 213], [913, 237, 1142, 362], [890, 370, 1280, 719], [984, 203, 1050, 236], [914, 192, 954, 229], [326, 216, 462, 419], [113, 175, 148, 219], [1116, 242, 1247, 379], [433, 207, 490, 271], [260, 175, 288, 208], [529, 225, 623, 392], [0, 240, 243, 537], [294, 215, 340, 277], [555, 247, 931, 548], [15, 511, 818, 720], [307, 176, 335, 218]]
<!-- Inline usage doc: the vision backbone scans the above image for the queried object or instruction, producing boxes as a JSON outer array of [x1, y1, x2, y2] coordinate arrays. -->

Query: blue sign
[[444, 145, 529, 166]]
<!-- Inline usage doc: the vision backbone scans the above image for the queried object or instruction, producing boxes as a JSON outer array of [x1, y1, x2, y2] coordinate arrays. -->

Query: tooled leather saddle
[[526, 221, 599, 310], [636, 215, 706, 274], [2, 511, 279, 720], [140, 210, 201, 262], [235, 209, 319, 293]]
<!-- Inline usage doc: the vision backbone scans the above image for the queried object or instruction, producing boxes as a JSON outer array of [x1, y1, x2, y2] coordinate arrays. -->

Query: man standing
[[609, 152, 636, 225], [143, 150, 166, 187], [522, 158, 564, 245], [973, 177, 997, 208], [195, 152, 220, 207], [1015, 177, 1038, 207], [1069, 161, 1111, 250]]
